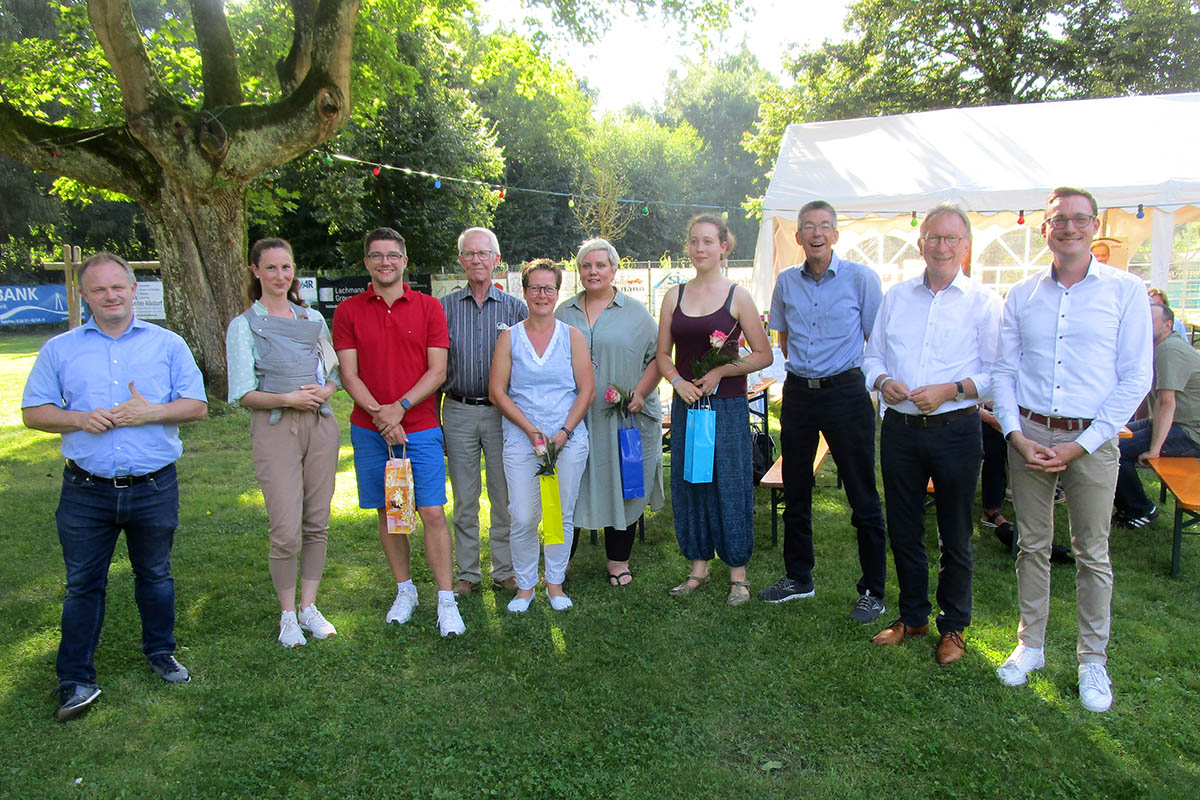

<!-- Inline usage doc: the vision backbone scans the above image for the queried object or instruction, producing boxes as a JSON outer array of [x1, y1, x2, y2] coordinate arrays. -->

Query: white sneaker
[[996, 644, 1045, 686], [436, 598, 465, 637], [386, 588, 418, 624], [1079, 663, 1113, 712], [546, 591, 573, 611], [278, 610, 306, 648], [298, 604, 336, 639]]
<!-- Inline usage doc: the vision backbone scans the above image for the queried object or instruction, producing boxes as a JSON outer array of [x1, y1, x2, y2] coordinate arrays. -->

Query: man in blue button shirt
[[759, 201, 888, 623], [22, 252, 207, 722]]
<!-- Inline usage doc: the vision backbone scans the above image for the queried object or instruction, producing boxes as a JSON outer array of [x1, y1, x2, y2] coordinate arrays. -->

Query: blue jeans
[[55, 464, 179, 689], [1114, 419, 1200, 516]]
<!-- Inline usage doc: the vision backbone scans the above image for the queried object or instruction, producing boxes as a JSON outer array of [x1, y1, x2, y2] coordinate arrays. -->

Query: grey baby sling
[[241, 303, 333, 423]]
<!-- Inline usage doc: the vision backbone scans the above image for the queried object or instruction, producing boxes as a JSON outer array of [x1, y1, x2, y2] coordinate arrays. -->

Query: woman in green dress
[[557, 238, 664, 585]]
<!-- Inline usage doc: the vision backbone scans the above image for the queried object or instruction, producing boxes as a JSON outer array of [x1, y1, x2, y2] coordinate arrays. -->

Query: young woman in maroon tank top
[[655, 214, 773, 606]]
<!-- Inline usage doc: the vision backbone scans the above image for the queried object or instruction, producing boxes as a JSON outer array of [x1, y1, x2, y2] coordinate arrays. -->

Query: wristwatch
[[954, 381, 965, 402], [399, 397, 413, 411], [559, 426, 574, 440]]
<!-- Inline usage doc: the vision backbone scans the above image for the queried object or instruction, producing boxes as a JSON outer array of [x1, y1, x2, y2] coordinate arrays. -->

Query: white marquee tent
[[751, 92, 1200, 307]]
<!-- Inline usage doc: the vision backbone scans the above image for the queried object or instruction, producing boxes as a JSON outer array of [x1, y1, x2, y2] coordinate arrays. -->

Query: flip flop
[[981, 511, 1006, 529], [607, 570, 633, 587]]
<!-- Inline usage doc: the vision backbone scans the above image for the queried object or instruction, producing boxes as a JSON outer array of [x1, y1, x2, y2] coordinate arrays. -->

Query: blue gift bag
[[618, 423, 644, 499], [683, 400, 716, 484]]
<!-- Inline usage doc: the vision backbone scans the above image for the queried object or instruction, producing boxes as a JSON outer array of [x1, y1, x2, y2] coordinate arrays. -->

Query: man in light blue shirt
[[759, 200, 888, 624], [22, 252, 207, 722]]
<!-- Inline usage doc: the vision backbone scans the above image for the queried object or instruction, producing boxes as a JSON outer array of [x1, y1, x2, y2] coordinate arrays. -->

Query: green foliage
[[256, 24, 503, 274], [744, 0, 1200, 215], [458, 28, 593, 263]]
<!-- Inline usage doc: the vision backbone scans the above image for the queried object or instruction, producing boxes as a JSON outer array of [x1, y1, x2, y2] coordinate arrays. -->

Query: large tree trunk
[[145, 178, 250, 401]]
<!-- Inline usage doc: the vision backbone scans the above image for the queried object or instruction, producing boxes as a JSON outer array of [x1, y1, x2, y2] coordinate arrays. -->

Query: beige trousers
[[1008, 418, 1118, 664], [442, 399, 514, 583], [250, 408, 340, 594]]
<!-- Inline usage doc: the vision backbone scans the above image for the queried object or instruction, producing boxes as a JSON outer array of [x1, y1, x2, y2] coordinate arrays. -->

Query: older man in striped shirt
[[440, 228, 528, 595]]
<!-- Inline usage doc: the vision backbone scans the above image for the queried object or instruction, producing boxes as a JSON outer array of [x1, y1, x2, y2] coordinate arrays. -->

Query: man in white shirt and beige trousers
[[993, 187, 1152, 712]]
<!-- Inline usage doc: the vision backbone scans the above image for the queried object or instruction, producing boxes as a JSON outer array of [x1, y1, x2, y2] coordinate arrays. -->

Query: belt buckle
[[807, 378, 821, 389], [113, 475, 133, 489]]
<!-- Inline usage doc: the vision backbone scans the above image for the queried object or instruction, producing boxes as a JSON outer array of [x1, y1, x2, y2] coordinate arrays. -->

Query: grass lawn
[[1, 329, 1198, 798]]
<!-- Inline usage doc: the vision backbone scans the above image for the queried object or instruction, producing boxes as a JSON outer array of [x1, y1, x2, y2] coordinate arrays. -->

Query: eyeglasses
[[367, 252, 405, 263], [800, 222, 836, 234], [525, 285, 558, 296], [460, 249, 495, 261], [1044, 214, 1097, 230], [922, 234, 965, 247]]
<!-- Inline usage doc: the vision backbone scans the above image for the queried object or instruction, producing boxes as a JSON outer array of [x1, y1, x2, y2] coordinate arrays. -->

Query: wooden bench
[[1147, 456, 1200, 577], [760, 433, 830, 547]]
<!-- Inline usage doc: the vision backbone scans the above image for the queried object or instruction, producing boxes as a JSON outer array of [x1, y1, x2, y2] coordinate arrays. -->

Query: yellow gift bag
[[539, 472, 564, 545], [385, 444, 417, 535]]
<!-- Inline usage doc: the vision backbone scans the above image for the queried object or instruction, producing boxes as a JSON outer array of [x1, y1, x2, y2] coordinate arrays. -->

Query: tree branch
[[0, 102, 159, 202], [87, 0, 171, 118], [190, 0, 245, 108], [277, 0, 319, 95], [213, 0, 359, 176]]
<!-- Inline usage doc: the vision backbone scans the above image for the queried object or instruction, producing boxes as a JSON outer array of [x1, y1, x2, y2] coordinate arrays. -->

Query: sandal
[[726, 580, 751, 607], [607, 570, 633, 587], [668, 574, 709, 596], [981, 511, 1007, 529]]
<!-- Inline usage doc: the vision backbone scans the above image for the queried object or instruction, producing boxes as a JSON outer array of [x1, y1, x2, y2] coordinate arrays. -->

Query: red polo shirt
[[332, 283, 449, 434]]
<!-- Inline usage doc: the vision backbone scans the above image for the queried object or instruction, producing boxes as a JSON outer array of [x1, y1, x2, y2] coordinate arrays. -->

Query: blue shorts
[[350, 424, 447, 510]]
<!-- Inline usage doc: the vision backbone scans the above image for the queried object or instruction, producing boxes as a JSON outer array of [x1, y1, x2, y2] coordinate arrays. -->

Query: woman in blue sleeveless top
[[490, 259, 595, 613], [656, 215, 773, 606], [225, 238, 340, 647]]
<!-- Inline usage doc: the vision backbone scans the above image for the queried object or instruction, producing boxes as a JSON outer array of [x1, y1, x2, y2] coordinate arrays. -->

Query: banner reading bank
[[0, 285, 70, 326]]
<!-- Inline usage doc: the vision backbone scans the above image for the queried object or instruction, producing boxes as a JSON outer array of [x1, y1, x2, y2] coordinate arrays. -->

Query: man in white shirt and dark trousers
[[992, 187, 1152, 712], [863, 204, 1001, 665]]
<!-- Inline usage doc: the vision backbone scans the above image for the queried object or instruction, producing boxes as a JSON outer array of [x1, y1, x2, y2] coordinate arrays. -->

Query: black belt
[[786, 368, 863, 390], [885, 406, 978, 428], [66, 460, 173, 488], [445, 392, 491, 407]]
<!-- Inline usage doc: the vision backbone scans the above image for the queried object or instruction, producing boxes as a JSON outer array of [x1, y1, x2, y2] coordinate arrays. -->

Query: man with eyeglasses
[[333, 227, 465, 637], [863, 203, 1001, 665], [759, 200, 889, 625], [992, 187, 1152, 711], [439, 228, 527, 596]]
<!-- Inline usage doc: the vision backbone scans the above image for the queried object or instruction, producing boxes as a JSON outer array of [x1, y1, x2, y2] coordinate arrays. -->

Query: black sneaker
[[149, 654, 190, 683], [1124, 506, 1160, 529], [848, 591, 886, 623], [757, 575, 815, 603], [56, 683, 101, 722]]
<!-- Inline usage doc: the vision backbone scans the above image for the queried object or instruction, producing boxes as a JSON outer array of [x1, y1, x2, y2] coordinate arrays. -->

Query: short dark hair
[[521, 258, 562, 289], [798, 200, 838, 225], [1046, 187, 1099, 216], [364, 227, 406, 257], [1152, 302, 1175, 325]]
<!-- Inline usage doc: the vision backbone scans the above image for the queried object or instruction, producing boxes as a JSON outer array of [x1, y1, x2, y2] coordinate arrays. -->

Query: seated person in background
[[1113, 302, 1200, 528], [1147, 288, 1189, 342]]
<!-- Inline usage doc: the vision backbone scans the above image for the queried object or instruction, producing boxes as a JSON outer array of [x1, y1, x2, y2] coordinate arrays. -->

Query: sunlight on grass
[[549, 622, 567, 657], [0, 630, 57, 699], [480, 585, 501, 634], [331, 469, 363, 516]]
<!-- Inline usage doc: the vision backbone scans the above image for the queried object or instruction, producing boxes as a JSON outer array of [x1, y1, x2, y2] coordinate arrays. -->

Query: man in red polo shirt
[[333, 227, 464, 637]]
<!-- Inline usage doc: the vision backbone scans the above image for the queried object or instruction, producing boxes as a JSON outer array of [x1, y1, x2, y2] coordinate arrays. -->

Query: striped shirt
[[440, 284, 528, 398]]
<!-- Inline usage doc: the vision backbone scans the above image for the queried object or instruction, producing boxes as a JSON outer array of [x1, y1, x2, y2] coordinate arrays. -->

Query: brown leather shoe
[[871, 619, 929, 645], [492, 576, 518, 591], [453, 579, 478, 596], [936, 631, 966, 665]]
